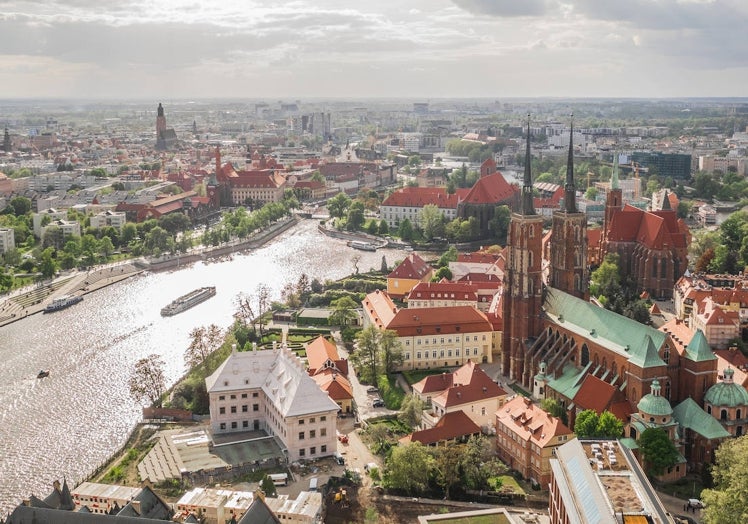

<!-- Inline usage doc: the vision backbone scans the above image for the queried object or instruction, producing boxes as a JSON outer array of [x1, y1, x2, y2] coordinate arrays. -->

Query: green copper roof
[[619, 437, 639, 450], [637, 380, 673, 416], [544, 289, 666, 368], [673, 398, 731, 440], [705, 380, 748, 408], [547, 361, 588, 400], [684, 329, 716, 362]]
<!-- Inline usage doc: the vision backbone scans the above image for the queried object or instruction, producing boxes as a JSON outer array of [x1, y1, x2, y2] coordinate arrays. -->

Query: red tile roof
[[362, 290, 398, 329], [381, 187, 460, 209], [399, 410, 481, 446], [306, 336, 346, 375], [312, 372, 353, 401], [496, 396, 573, 448], [407, 280, 478, 302], [461, 172, 517, 205], [573, 374, 629, 417], [388, 253, 433, 280], [413, 361, 510, 405], [387, 306, 493, 337]]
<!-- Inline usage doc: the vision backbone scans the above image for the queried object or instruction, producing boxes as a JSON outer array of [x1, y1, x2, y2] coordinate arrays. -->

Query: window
[[299, 449, 306, 457], [299, 419, 305, 425], [253, 392, 259, 398], [231, 406, 237, 413], [230, 394, 236, 399], [242, 405, 248, 412], [417, 352, 421, 359], [243, 420, 248, 428], [310, 446, 316, 455], [310, 418, 315, 423], [321, 445, 327, 453], [231, 421, 237, 429], [299, 431, 305, 440], [432, 350, 437, 358], [405, 353, 410, 360], [241, 393, 248, 399], [220, 423, 226, 430], [219, 407, 226, 415], [219, 395, 225, 401], [310, 430, 316, 438], [321, 416, 326, 422], [321, 428, 327, 437]]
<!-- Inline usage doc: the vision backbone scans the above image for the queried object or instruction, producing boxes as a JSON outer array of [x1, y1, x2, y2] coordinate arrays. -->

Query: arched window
[[663, 348, 670, 363], [737, 409, 742, 420], [707, 405, 712, 415], [611, 361, 618, 376], [665, 382, 671, 399], [721, 409, 728, 421], [581, 345, 590, 367]]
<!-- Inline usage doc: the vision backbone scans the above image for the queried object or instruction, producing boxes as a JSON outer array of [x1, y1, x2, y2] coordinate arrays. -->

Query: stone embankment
[[0, 215, 301, 327]]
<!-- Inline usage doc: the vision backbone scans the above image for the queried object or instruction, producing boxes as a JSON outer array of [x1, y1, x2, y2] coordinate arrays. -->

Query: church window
[[581, 345, 590, 367], [652, 260, 658, 277], [663, 348, 670, 363], [665, 382, 671, 399], [707, 405, 712, 415], [721, 409, 728, 421], [738, 409, 742, 419], [661, 260, 667, 278]]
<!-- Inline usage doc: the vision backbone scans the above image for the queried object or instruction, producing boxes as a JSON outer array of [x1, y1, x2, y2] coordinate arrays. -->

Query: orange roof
[[387, 306, 493, 337], [362, 290, 398, 329], [312, 372, 353, 401], [659, 317, 694, 357], [381, 186, 460, 209], [407, 280, 478, 302], [573, 374, 628, 417], [305, 336, 341, 374], [415, 361, 510, 408], [714, 349, 748, 387], [496, 396, 573, 448], [399, 410, 481, 446]]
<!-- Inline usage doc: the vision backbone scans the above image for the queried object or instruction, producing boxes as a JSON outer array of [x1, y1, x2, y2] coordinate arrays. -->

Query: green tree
[[327, 192, 351, 219], [38, 247, 58, 278], [260, 475, 278, 498], [589, 253, 622, 301], [488, 205, 511, 243], [437, 246, 458, 268], [541, 398, 568, 426], [398, 218, 415, 241], [366, 220, 378, 235], [461, 435, 506, 490], [121, 222, 138, 245], [380, 329, 404, 373], [9, 196, 31, 216], [574, 409, 600, 438], [701, 435, 748, 524], [639, 427, 679, 477], [419, 204, 445, 241], [378, 219, 389, 235], [352, 325, 381, 384], [128, 354, 166, 407], [385, 442, 432, 494], [99, 236, 115, 259], [329, 296, 359, 326], [432, 266, 453, 282], [345, 200, 365, 231], [398, 394, 424, 429], [596, 411, 624, 438], [432, 445, 463, 499]]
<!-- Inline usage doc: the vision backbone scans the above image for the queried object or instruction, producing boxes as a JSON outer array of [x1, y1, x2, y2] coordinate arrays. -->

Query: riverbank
[[0, 215, 300, 328]]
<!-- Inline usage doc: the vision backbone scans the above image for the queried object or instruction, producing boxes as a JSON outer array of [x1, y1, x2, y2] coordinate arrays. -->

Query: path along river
[[0, 219, 409, 514]]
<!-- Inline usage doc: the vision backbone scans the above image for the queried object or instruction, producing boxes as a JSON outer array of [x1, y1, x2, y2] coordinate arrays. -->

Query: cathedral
[[155, 103, 178, 151], [500, 116, 734, 476]]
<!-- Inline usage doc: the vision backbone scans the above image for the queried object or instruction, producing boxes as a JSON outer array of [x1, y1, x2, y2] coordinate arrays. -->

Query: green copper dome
[[705, 368, 748, 408], [637, 380, 673, 416]]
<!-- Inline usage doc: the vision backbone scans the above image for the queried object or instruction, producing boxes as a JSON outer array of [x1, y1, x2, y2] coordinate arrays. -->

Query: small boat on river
[[43, 295, 83, 313], [37, 370, 50, 379], [160, 286, 216, 316], [348, 240, 377, 251]]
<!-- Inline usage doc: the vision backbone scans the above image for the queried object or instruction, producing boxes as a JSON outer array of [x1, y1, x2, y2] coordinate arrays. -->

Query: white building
[[0, 227, 15, 254], [205, 345, 340, 462], [42, 219, 81, 240], [32, 208, 67, 237], [90, 210, 127, 230], [71, 482, 143, 515]]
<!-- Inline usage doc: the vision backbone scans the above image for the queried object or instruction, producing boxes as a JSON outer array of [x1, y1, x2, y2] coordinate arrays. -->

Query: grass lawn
[[377, 374, 405, 410], [663, 476, 703, 500], [489, 475, 526, 495], [402, 368, 450, 385]]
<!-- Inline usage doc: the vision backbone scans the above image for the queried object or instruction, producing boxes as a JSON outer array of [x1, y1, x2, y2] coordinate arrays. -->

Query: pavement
[[0, 261, 143, 327]]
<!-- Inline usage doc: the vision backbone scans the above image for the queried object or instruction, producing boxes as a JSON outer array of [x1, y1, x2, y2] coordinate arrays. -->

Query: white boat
[[43, 295, 83, 313], [160, 286, 216, 316], [348, 240, 377, 252]]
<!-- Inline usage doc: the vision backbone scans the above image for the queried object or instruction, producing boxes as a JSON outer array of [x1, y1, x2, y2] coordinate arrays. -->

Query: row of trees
[[384, 436, 507, 499]]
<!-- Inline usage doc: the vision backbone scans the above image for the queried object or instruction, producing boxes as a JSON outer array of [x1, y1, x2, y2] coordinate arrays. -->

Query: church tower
[[604, 154, 623, 237], [3, 127, 10, 153], [155, 103, 167, 150], [549, 115, 588, 299], [501, 115, 545, 387]]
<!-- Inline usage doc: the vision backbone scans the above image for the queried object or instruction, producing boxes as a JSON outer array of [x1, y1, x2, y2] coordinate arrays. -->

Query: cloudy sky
[[0, 0, 746, 100]]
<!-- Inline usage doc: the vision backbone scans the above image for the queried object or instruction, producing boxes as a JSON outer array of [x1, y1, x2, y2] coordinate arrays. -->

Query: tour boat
[[160, 286, 216, 316]]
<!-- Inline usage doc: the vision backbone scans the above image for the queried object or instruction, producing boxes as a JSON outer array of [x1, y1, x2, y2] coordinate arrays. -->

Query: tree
[[260, 475, 278, 498], [432, 266, 452, 282], [345, 200, 365, 231], [352, 325, 380, 384], [185, 324, 223, 368], [540, 398, 568, 426], [99, 236, 115, 259], [398, 394, 424, 429], [419, 204, 445, 241], [701, 435, 748, 524], [589, 253, 622, 302], [378, 219, 389, 235], [574, 409, 600, 438], [368, 423, 390, 454], [437, 246, 458, 268], [573, 409, 624, 438], [129, 354, 166, 406], [432, 445, 463, 499], [329, 296, 359, 326], [327, 192, 351, 219], [638, 427, 679, 477], [385, 442, 432, 494], [398, 218, 414, 242], [380, 329, 404, 373], [38, 247, 58, 278], [461, 435, 506, 490], [9, 196, 31, 216]]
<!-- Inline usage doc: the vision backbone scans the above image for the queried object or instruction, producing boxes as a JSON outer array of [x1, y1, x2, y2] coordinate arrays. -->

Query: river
[[0, 219, 408, 514]]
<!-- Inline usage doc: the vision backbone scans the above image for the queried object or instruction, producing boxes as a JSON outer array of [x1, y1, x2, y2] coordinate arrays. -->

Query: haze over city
[[1, 0, 747, 100]]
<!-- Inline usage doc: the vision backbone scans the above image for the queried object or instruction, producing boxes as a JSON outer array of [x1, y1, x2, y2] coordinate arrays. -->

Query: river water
[[0, 219, 406, 513]]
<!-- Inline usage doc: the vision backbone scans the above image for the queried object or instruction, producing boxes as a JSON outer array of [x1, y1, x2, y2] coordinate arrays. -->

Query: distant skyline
[[1, 0, 747, 100]]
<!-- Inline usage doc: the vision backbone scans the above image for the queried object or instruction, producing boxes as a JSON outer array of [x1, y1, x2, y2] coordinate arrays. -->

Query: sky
[[0, 0, 746, 100]]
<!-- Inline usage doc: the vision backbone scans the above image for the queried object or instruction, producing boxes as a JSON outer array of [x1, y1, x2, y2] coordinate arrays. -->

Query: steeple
[[214, 146, 221, 182], [661, 190, 672, 211], [521, 114, 535, 215], [564, 114, 576, 213], [611, 153, 620, 190]]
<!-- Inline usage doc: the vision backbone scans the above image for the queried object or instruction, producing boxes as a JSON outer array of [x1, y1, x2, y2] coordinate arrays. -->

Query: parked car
[[337, 431, 349, 444], [372, 398, 385, 408], [366, 386, 379, 394], [687, 499, 704, 509]]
